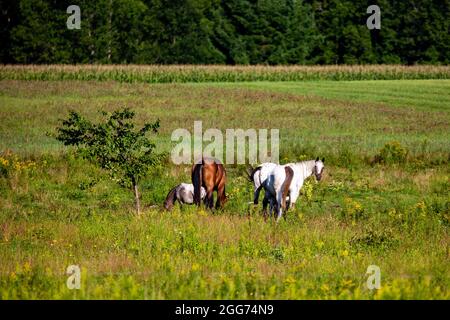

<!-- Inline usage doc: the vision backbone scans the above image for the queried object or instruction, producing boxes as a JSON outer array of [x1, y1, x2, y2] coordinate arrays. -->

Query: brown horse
[[191, 157, 227, 209]]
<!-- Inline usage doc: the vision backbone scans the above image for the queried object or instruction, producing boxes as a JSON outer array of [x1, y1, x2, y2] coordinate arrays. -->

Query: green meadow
[[0, 75, 449, 299]]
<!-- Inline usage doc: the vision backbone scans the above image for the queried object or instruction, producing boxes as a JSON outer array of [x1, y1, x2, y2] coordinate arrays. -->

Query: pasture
[[0, 68, 449, 299]]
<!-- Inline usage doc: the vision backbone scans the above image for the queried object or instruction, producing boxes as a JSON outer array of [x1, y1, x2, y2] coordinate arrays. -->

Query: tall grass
[[1, 65, 450, 83], [0, 150, 448, 299]]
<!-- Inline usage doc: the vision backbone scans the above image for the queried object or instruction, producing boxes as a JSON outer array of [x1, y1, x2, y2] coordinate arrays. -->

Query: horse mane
[[292, 160, 316, 171], [294, 159, 316, 166], [163, 185, 178, 210], [289, 160, 318, 181]]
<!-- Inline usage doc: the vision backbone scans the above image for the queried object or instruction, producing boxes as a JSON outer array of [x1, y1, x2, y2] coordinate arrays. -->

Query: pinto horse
[[163, 183, 206, 210], [264, 158, 325, 221], [192, 157, 227, 209]]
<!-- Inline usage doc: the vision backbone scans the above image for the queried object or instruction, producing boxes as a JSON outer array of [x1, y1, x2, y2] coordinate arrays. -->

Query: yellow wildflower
[[340, 249, 349, 257]]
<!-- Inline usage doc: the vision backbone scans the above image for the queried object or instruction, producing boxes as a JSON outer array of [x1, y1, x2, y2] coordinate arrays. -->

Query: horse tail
[[246, 165, 262, 183], [164, 185, 178, 211], [281, 166, 294, 210], [192, 160, 203, 206], [245, 165, 254, 182]]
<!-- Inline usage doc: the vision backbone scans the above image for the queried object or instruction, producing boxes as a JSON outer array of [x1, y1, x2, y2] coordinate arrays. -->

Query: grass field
[[0, 71, 449, 299]]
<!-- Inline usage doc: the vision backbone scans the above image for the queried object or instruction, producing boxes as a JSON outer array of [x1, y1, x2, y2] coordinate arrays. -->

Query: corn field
[[1, 65, 449, 83]]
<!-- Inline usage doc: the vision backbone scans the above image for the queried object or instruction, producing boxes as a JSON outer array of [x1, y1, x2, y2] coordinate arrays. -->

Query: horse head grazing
[[163, 185, 178, 211], [314, 157, 325, 181]]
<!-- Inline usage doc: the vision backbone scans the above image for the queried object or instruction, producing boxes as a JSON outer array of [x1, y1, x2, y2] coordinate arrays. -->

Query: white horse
[[164, 183, 206, 210], [263, 158, 325, 221]]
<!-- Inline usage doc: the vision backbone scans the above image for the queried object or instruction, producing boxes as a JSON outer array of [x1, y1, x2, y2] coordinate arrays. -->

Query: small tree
[[55, 108, 163, 215]]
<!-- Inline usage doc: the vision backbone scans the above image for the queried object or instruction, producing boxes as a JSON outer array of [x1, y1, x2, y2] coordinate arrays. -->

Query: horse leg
[[276, 190, 284, 222], [284, 201, 294, 220], [269, 197, 276, 218], [287, 190, 299, 219], [215, 184, 225, 209], [262, 194, 269, 221], [253, 185, 263, 205], [283, 195, 291, 220], [269, 197, 276, 219], [203, 187, 213, 209], [208, 189, 215, 209]]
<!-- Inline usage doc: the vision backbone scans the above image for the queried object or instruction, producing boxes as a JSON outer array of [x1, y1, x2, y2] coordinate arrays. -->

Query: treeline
[[1, 0, 449, 65]]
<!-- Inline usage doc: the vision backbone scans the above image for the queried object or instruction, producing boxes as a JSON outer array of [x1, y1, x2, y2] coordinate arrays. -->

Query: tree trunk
[[107, 0, 112, 62], [132, 177, 141, 215]]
